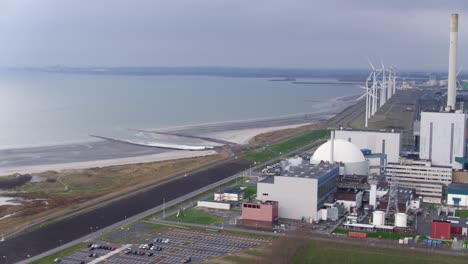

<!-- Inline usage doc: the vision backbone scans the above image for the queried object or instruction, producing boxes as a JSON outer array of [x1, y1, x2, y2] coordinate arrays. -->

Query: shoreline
[[0, 94, 360, 176]]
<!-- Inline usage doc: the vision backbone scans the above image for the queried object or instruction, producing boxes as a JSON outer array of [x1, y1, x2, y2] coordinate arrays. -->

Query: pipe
[[447, 13, 458, 111]]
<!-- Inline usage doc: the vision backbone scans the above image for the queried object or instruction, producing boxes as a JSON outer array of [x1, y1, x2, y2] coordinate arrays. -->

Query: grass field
[[30, 243, 87, 264], [1, 153, 227, 234], [244, 129, 328, 163], [243, 185, 257, 199], [455, 209, 468, 218], [167, 208, 224, 225], [333, 229, 413, 240], [291, 241, 467, 264]]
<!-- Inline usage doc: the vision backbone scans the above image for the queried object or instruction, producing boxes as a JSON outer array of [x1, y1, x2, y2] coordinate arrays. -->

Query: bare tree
[[254, 226, 311, 264]]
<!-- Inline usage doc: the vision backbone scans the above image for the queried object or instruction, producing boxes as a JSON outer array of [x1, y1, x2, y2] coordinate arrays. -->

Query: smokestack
[[330, 130, 335, 163], [447, 13, 458, 111]]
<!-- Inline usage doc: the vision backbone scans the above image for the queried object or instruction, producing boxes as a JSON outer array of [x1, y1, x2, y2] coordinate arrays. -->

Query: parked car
[[183, 256, 191, 263]]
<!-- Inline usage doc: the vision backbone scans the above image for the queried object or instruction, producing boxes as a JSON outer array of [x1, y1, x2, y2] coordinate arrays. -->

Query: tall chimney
[[447, 13, 458, 111]]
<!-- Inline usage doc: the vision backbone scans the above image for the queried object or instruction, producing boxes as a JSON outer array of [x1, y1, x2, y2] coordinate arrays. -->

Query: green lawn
[[30, 243, 87, 264], [167, 208, 224, 225], [244, 129, 328, 163], [243, 185, 257, 199], [455, 209, 468, 218], [292, 241, 467, 264]]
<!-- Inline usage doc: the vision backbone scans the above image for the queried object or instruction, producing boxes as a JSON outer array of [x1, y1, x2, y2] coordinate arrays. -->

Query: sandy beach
[[0, 94, 359, 176]]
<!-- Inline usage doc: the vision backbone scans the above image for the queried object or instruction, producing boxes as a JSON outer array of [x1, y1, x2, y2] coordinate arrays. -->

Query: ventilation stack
[[447, 13, 458, 111]]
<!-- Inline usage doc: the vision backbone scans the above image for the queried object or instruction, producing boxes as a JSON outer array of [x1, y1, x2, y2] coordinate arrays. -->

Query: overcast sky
[[0, 0, 467, 70]]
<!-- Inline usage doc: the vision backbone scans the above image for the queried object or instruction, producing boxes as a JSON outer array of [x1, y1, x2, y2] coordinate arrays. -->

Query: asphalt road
[[0, 158, 251, 263]]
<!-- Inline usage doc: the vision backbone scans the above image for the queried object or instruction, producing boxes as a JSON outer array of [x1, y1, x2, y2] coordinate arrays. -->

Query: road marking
[[88, 244, 131, 264]]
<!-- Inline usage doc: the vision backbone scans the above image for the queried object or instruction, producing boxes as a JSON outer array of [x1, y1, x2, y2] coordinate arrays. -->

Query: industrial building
[[419, 111, 467, 170], [334, 189, 363, 214], [447, 183, 468, 207], [335, 129, 401, 163], [257, 162, 339, 222], [310, 136, 369, 176], [378, 188, 415, 213], [431, 220, 452, 240], [240, 200, 279, 228], [214, 187, 244, 202], [386, 158, 452, 202]]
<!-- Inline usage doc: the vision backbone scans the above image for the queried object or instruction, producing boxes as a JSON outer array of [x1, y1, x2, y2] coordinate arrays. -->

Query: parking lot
[[59, 242, 125, 264], [60, 227, 270, 263]]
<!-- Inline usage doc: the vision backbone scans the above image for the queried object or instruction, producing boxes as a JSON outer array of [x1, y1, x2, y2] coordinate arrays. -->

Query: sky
[[0, 0, 468, 70]]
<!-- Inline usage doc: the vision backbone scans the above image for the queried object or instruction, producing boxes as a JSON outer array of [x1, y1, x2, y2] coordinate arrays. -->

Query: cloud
[[0, 0, 467, 70]]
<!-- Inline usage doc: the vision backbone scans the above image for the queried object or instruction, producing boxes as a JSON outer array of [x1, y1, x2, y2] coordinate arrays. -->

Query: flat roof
[[448, 183, 468, 195], [379, 187, 415, 203], [244, 200, 278, 205], [336, 129, 400, 134], [260, 176, 275, 184], [281, 162, 338, 179]]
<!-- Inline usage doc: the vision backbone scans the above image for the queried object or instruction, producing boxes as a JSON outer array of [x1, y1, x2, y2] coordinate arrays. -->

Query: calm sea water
[[0, 71, 361, 149]]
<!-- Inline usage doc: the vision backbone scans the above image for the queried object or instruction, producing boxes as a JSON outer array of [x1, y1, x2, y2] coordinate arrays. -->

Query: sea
[[0, 70, 362, 149]]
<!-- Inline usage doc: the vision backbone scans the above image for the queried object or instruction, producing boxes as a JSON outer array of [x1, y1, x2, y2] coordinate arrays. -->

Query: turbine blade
[[367, 57, 375, 70]]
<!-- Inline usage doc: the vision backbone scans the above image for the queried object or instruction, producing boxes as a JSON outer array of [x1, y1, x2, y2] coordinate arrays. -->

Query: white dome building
[[310, 139, 369, 175]]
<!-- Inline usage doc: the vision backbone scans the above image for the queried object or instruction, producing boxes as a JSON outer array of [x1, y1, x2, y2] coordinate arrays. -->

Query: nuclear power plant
[[241, 13, 468, 243]]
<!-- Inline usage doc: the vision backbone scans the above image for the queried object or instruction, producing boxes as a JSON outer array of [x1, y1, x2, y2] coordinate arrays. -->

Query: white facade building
[[214, 187, 243, 202], [419, 111, 467, 170], [257, 163, 339, 222], [387, 158, 452, 200], [335, 129, 401, 163], [197, 201, 231, 210], [447, 183, 468, 207], [334, 189, 363, 213]]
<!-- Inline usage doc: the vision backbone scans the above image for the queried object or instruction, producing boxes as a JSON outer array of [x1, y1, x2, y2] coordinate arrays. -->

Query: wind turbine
[[368, 58, 379, 116], [380, 59, 387, 107], [456, 66, 463, 89], [358, 74, 377, 127]]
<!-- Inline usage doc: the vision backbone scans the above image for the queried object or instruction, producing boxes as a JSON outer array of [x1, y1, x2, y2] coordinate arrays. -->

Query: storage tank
[[373, 211, 385, 226], [395, 213, 407, 228]]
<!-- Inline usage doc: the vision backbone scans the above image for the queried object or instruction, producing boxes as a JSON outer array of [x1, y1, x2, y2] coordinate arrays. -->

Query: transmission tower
[[386, 177, 399, 216]]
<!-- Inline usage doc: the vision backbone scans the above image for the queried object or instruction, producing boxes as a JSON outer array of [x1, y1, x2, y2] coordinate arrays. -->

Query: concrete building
[[419, 111, 467, 170], [447, 183, 468, 207], [334, 189, 363, 213], [214, 187, 244, 202], [257, 162, 339, 222], [241, 200, 278, 224], [387, 158, 452, 201], [335, 129, 401, 163], [310, 138, 369, 176]]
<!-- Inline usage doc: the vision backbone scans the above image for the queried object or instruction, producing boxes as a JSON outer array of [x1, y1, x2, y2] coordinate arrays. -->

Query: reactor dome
[[311, 139, 366, 163], [311, 139, 368, 175]]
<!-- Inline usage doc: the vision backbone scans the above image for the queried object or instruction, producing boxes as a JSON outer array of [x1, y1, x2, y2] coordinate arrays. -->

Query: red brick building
[[431, 220, 451, 240], [241, 200, 278, 228]]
